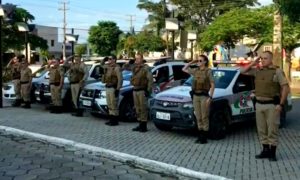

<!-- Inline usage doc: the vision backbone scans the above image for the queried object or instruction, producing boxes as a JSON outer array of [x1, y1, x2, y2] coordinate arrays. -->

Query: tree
[[278, 0, 300, 23], [88, 21, 122, 56], [134, 31, 166, 53], [199, 7, 274, 51], [75, 44, 87, 57], [2, 5, 48, 52]]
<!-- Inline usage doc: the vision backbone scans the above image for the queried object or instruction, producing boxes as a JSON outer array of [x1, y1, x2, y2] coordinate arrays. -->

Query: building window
[[263, 46, 272, 52], [51, 40, 54, 47]]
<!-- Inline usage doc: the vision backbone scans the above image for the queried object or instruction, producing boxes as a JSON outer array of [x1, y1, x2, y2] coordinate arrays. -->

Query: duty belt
[[193, 91, 209, 96], [70, 81, 80, 84], [133, 88, 145, 91], [256, 99, 275, 104], [105, 84, 117, 88], [20, 81, 30, 84], [50, 82, 60, 86]]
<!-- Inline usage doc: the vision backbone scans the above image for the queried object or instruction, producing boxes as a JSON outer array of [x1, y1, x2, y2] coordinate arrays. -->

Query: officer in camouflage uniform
[[102, 55, 123, 126], [182, 55, 215, 144], [20, 59, 32, 108], [131, 54, 153, 132], [242, 51, 290, 161], [65, 55, 88, 116], [48, 58, 65, 113], [7, 55, 22, 106]]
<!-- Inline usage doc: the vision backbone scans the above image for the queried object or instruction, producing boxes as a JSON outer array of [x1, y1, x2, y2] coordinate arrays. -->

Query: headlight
[[3, 85, 12, 90], [99, 90, 106, 99], [182, 102, 193, 109]]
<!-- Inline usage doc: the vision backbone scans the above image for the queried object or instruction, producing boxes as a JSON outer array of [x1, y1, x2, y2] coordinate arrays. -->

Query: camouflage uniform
[[9, 62, 22, 106]]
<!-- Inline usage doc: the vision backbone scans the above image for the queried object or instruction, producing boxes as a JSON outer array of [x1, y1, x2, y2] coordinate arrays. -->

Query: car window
[[33, 67, 47, 78], [233, 74, 254, 93], [90, 65, 102, 78], [153, 66, 169, 83], [184, 70, 237, 89], [172, 65, 190, 80]]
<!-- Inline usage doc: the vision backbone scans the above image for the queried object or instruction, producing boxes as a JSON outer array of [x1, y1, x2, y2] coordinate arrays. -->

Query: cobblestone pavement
[[1, 99, 300, 180], [0, 133, 191, 180]]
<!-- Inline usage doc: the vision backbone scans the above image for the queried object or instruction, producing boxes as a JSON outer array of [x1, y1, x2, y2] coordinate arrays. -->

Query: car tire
[[119, 96, 136, 122], [209, 108, 230, 140], [154, 122, 173, 131]]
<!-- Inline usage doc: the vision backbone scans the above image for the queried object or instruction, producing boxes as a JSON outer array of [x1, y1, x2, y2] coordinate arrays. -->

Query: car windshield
[[33, 66, 47, 78], [183, 69, 237, 89], [64, 64, 93, 77]]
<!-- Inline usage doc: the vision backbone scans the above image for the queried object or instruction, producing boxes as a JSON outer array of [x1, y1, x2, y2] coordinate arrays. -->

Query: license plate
[[82, 100, 92, 107], [156, 112, 170, 120]]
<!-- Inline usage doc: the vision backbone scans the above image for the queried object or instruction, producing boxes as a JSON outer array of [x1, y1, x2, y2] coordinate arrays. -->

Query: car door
[[231, 74, 255, 119], [152, 65, 170, 94]]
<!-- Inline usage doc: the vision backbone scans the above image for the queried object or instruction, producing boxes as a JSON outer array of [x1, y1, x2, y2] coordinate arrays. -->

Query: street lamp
[[187, 31, 197, 61], [165, 18, 178, 60], [16, 22, 29, 63]]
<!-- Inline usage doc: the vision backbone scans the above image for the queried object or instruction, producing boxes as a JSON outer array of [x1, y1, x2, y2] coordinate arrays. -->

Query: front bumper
[[35, 90, 51, 104], [79, 96, 109, 115], [150, 104, 196, 129]]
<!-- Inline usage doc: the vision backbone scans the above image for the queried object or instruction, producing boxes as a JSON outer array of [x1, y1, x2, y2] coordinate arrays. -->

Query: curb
[[0, 126, 230, 180]]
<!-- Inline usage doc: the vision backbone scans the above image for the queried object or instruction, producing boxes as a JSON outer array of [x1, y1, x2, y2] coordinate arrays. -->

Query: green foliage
[[75, 44, 87, 57], [123, 31, 166, 54], [279, 0, 300, 23], [199, 5, 300, 52], [199, 6, 274, 51], [88, 21, 122, 56], [2, 6, 48, 52]]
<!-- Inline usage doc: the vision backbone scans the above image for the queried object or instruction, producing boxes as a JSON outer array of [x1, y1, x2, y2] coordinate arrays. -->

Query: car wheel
[[119, 97, 136, 122], [154, 122, 173, 131], [209, 108, 230, 140]]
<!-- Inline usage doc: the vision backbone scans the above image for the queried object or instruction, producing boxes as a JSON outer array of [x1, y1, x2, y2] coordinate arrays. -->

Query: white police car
[[150, 66, 292, 139]]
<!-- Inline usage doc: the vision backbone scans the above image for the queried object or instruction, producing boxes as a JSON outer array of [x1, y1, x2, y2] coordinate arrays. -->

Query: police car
[[79, 61, 190, 121], [150, 66, 293, 139]]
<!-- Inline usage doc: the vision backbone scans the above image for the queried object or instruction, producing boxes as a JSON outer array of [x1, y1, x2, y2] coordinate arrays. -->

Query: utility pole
[[126, 15, 136, 34], [59, 1, 69, 60], [0, 0, 3, 108]]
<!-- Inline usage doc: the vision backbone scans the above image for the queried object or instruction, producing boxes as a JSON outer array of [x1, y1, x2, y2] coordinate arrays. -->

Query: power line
[[126, 14, 136, 34]]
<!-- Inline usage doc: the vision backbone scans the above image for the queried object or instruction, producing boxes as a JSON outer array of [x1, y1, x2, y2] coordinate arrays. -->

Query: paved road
[[0, 99, 300, 180], [0, 132, 189, 180]]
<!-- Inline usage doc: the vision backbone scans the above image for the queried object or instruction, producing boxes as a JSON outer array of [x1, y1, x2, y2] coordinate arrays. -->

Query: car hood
[[155, 85, 228, 103], [84, 80, 131, 90]]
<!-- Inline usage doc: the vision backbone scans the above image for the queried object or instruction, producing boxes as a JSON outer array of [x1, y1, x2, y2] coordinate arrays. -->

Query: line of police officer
[[8, 51, 289, 161], [7, 55, 32, 109]]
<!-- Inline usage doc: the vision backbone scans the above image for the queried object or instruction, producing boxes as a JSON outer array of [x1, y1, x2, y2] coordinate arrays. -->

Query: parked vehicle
[[150, 67, 293, 139], [79, 61, 190, 121]]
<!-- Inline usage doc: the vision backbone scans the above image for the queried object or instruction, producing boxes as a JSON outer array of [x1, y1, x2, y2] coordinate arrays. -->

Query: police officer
[[131, 54, 153, 132], [20, 59, 32, 108], [65, 55, 88, 116], [48, 58, 65, 113], [102, 55, 123, 126], [7, 55, 22, 106], [241, 51, 289, 161], [182, 55, 215, 144]]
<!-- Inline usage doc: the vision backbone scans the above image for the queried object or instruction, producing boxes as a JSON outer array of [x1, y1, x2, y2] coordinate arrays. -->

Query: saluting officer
[[182, 55, 215, 144], [7, 55, 22, 106], [65, 55, 88, 116], [102, 55, 123, 126], [48, 58, 65, 113], [20, 59, 32, 108], [131, 54, 153, 132], [241, 51, 289, 161]]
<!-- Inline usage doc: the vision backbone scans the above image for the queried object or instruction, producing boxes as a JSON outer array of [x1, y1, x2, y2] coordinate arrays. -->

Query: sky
[[4, 0, 273, 43]]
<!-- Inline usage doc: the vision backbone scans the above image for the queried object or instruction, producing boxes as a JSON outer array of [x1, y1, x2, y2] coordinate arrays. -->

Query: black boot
[[50, 106, 57, 113], [139, 122, 148, 132], [201, 131, 208, 144], [195, 130, 203, 144], [12, 99, 21, 107], [105, 115, 113, 125], [72, 108, 83, 117], [269, 145, 277, 161], [55, 106, 63, 114], [107, 116, 119, 126], [255, 144, 270, 159], [22, 101, 31, 109], [132, 122, 142, 131]]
